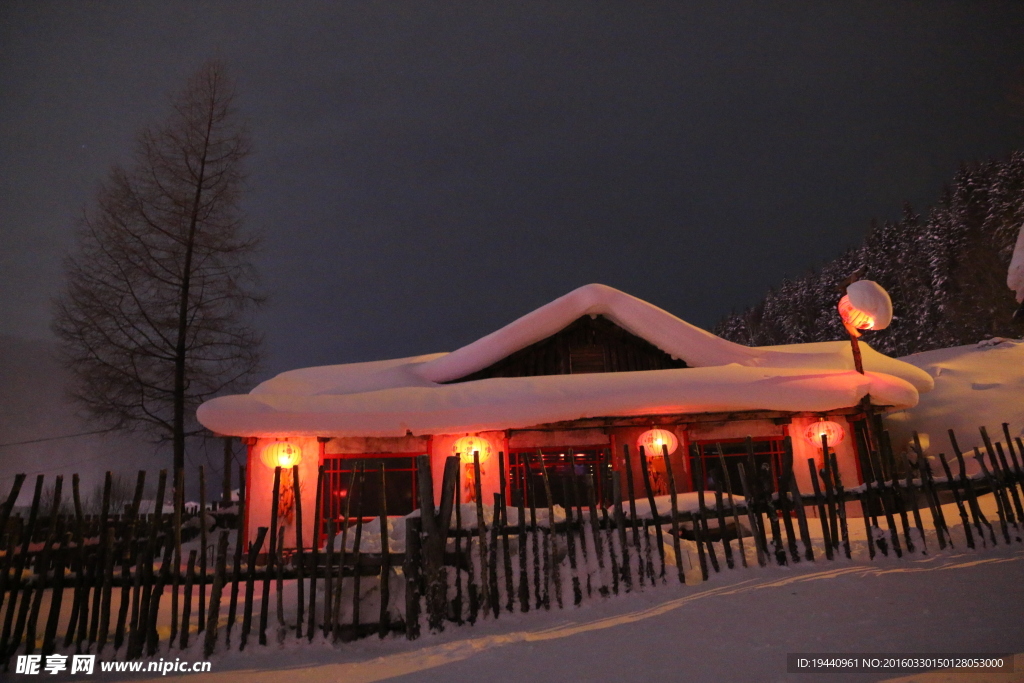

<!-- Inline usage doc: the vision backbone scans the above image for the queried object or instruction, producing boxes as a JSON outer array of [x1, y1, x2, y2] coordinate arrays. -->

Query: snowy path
[[110, 545, 1024, 683]]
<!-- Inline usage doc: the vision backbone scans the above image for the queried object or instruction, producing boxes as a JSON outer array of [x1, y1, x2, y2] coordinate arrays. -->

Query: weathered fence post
[[584, 474, 607, 596], [180, 550, 197, 650], [292, 464, 305, 639], [694, 452, 721, 572], [331, 466, 357, 636], [307, 465, 323, 642], [1, 475, 43, 658], [560, 481, 582, 605], [197, 466, 208, 634], [715, 446, 748, 568], [203, 531, 230, 657], [638, 446, 667, 580], [474, 452, 490, 615], [911, 433, 948, 550], [622, 446, 644, 587], [226, 465, 245, 647], [660, 445, 686, 583], [25, 476, 63, 655], [259, 467, 281, 646], [378, 462, 392, 638], [826, 446, 851, 559], [538, 452, 563, 606], [170, 468, 183, 648], [736, 464, 765, 569], [776, 440, 800, 563], [808, 459, 834, 560], [239, 526, 267, 651], [343, 465, 366, 641], [949, 430, 994, 545], [937, 453, 973, 549], [96, 528, 116, 654], [404, 516, 422, 640], [417, 455, 458, 632]]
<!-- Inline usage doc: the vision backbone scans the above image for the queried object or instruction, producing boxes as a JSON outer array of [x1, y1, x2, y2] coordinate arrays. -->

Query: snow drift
[[885, 337, 1024, 459]]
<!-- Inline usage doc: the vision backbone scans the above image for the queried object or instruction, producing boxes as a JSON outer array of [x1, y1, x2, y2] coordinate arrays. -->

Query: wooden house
[[197, 284, 933, 548]]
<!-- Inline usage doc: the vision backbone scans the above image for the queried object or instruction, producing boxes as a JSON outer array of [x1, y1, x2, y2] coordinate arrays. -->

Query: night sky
[[4, 2, 1024, 382]]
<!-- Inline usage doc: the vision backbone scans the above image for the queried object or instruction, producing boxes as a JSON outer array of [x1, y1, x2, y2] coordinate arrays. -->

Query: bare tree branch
[[53, 60, 263, 471]]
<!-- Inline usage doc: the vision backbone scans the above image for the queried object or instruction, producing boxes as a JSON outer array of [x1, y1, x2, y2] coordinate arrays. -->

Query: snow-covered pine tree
[[716, 151, 1024, 353]]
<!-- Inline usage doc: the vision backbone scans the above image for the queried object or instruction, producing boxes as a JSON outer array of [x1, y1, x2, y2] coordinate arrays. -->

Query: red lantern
[[838, 295, 875, 331], [838, 280, 893, 334], [637, 428, 679, 457], [260, 441, 302, 469], [803, 420, 845, 449], [452, 435, 493, 462]]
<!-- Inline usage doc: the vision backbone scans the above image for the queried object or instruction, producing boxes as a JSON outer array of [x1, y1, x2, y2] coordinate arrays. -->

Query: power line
[[0, 449, 112, 480], [0, 429, 112, 448]]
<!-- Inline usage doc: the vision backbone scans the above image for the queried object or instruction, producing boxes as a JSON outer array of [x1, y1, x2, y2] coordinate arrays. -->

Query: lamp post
[[837, 278, 892, 374], [837, 276, 892, 484]]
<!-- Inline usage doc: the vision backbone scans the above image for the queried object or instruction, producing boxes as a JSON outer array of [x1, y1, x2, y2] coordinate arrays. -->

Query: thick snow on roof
[[416, 284, 757, 381], [198, 284, 933, 438], [885, 338, 1024, 460], [416, 285, 929, 388]]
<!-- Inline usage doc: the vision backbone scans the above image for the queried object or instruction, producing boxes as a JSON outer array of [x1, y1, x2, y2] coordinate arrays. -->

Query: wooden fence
[[1, 423, 1022, 667]]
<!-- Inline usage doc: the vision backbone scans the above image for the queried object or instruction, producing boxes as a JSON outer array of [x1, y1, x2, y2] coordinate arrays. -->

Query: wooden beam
[[512, 406, 884, 433]]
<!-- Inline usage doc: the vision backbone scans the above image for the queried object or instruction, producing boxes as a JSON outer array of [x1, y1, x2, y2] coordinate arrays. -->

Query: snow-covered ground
[[25, 494, 1017, 682], [112, 549, 1022, 683]]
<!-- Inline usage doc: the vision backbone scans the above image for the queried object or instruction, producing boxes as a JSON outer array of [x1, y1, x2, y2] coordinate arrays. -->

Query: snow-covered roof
[[416, 284, 757, 382], [197, 284, 934, 438]]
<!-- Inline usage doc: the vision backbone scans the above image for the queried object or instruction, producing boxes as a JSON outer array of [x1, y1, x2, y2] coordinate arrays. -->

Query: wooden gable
[[444, 315, 688, 383]]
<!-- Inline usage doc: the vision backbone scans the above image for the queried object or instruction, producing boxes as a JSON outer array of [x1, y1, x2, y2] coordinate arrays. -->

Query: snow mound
[[332, 503, 571, 553], [632, 492, 747, 519], [885, 338, 1024, 461]]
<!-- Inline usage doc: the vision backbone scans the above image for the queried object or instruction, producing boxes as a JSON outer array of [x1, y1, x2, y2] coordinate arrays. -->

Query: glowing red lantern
[[838, 280, 893, 334], [260, 441, 302, 469], [838, 295, 875, 331], [803, 420, 845, 449], [637, 428, 679, 457], [452, 435, 493, 462]]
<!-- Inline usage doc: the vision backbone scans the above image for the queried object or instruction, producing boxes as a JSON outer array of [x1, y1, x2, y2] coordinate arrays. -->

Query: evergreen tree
[[716, 151, 1024, 355]]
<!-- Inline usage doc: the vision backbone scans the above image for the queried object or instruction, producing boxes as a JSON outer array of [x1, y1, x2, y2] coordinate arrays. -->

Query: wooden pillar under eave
[[316, 437, 329, 548], [242, 437, 257, 549], [222, 437, 233, 505]]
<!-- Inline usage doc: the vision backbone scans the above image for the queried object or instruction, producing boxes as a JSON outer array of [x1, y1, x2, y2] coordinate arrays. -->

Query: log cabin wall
[[444, 315, 687, 383]]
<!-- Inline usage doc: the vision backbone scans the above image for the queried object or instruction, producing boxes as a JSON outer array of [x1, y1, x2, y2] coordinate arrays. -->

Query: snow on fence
[[0, 423, 1023, 667]]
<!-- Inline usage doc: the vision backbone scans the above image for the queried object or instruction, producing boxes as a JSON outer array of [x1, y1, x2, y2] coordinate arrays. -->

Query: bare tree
[[53, 61, 262, 472]]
